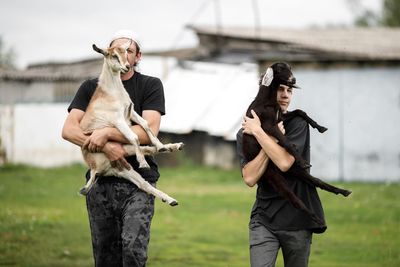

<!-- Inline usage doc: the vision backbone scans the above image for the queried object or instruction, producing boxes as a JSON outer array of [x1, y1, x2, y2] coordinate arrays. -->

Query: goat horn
[[92, 44, 108, 56]]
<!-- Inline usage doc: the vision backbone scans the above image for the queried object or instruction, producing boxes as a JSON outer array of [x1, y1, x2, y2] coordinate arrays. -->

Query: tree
[[354, 9, 380, 27], [382, 0, 400, 26], [0, 36, 16, 69], [348, 0, 400, 27]]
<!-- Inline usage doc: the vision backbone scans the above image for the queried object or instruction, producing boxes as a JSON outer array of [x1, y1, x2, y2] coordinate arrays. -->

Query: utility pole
[[214, 0, 223, 55], [338, 79, 345, 182], [251, 0, 261, 40]]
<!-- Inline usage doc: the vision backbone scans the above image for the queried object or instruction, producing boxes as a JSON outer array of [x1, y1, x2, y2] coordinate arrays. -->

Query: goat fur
[[242, 62, 351, 224], [79, 41, 183, 206]]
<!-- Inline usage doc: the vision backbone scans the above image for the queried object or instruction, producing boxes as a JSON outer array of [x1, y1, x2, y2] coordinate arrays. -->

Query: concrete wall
[[0, 80, 81, 104], [0, 103, 83, 167]]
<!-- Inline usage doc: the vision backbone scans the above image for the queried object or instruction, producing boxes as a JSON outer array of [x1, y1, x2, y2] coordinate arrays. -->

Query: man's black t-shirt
[[68, 72, 165, 183], [236, 115, 327, 233]]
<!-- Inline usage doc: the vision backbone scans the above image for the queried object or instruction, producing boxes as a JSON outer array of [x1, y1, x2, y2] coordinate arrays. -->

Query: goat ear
[[121, 40, 132, 50], [92, 44, 108, 56]]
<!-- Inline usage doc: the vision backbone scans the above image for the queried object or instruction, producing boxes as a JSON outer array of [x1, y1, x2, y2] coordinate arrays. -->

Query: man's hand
[[242, 110, 286, 143], [102, 141, 131, 171], [83, 128, 110, 153], [278, 121, 285, 135], [242, 110, 262, 135]]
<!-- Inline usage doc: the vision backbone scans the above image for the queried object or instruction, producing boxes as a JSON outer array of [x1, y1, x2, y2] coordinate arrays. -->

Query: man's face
[[276, 84, 293, 113], [111, 38, 141, 68]]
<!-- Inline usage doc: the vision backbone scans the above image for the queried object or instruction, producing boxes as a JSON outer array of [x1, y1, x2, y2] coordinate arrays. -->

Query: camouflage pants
[[86, 179, 155, 267]]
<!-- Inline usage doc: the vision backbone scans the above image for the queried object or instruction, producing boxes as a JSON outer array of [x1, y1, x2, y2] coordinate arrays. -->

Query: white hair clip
[[261, 67, 273, 86]]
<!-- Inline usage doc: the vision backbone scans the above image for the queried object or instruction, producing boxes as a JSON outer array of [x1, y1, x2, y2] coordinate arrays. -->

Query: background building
[[1, 25, 399, 182]]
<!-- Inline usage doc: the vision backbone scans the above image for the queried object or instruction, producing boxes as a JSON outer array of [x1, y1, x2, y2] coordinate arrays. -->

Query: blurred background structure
[[0, 0, 399, 182]]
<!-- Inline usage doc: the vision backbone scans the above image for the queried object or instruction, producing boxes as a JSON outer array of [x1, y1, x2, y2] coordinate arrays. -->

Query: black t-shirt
[[236, 115, 327, 233], [68, 72, 165, 183]]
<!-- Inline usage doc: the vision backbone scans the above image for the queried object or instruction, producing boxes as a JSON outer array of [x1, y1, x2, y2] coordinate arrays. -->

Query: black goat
[[242, 62, 351, 224]]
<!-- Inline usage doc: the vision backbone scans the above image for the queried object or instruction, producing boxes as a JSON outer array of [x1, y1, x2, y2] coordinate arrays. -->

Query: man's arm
[[242, 149, 269, 187], [82, 110, 162, 152], [61, 108, 130, 169], [61, 109, 88, 147], [242, 110, 295, 172]]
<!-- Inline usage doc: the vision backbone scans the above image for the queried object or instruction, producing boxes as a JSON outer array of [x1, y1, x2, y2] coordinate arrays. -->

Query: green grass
[[0, 163, 399, 267]]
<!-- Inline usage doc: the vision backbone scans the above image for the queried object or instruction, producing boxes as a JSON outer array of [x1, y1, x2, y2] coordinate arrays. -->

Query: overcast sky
[[0, 0, 382, 68]]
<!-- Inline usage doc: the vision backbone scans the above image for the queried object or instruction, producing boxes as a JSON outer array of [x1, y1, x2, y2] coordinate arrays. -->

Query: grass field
[[0, 163, 399, 267]]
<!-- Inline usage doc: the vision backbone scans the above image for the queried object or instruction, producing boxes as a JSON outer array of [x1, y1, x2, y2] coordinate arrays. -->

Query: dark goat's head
[[260, 62, 299, 90], [254, 62, 299, 108]]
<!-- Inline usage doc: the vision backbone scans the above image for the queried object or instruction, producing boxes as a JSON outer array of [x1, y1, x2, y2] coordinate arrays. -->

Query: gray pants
[[249, 221, 312, 267], [86, 180, 155, 267]]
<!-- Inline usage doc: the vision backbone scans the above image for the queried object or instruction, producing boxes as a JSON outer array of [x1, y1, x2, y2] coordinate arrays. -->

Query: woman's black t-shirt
[[68, 72, 165, 183]]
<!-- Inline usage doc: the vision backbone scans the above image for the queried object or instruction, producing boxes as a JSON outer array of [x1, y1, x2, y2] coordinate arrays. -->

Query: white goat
[[79, 41, 182, 206]]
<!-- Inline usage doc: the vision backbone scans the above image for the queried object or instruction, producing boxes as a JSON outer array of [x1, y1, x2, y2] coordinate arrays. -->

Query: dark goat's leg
[[265, 167, 324, 224], [266, 124, 311, 169], [290, 109, 328, 133], [289, 168, 352, 197]]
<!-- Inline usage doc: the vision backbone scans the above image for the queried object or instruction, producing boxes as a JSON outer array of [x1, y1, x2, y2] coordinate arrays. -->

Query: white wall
[[0, 103, 83, 167], [0, 66, 399, 182], [292, 67, 400, 182]]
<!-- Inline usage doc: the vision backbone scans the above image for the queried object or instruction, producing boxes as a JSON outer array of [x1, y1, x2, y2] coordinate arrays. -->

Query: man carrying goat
[[62, 30, 166, 267], [236, 62, 327, 267]]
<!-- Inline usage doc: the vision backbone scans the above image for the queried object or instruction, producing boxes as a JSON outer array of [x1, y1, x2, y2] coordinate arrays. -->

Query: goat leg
[[265, 167, 324, 225], [289, 110, 328, 133], [289, 168, 352, 197], [117, 168, 178, 206], [124, 143, 184, 156], [130, 109, 167, 152], [114, 120, 150, 169], [266, 124, 311, 169], [79, 169, 98, 196]]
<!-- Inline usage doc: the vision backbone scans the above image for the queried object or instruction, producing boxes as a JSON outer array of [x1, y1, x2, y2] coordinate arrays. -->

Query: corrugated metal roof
[[189, 25, 400, 60], [0, 58, 102, 81]]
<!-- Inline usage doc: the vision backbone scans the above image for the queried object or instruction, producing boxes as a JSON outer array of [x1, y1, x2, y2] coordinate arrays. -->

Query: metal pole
[[338, 78, 344, 182], [251, 0, 261, 40]]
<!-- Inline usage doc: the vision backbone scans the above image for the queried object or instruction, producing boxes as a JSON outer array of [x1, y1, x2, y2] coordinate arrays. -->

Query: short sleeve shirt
[[68, 72, 165, 183], [236, 115, 327, 233]]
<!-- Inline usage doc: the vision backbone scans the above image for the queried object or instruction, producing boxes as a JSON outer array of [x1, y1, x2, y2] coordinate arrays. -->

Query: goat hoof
[[341, 190, 352, 197], [318, 126, 328, 133], [169, 200, 179, 207], [79, 188, 88, 196], [178, 143, 185, 150]]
